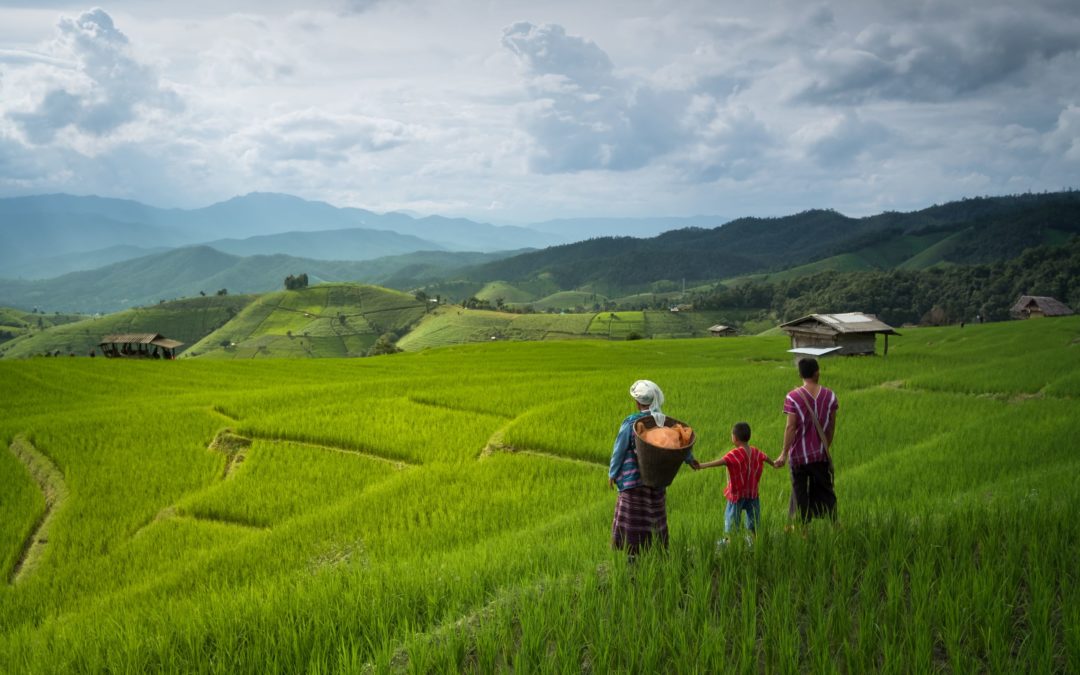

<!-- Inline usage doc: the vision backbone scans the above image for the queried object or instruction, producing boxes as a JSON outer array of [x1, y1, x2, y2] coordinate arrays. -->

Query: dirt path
[[7, 435, 68, 585]]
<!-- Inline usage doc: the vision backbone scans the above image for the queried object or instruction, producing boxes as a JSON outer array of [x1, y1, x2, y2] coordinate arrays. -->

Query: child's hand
[[690, 460, 701, 471], [773, 456, 786, 468]]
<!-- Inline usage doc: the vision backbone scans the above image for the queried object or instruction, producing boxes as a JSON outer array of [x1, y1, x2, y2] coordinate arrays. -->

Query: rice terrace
[[4, 0, 1080, 672], [1, 315, 1078, 672]]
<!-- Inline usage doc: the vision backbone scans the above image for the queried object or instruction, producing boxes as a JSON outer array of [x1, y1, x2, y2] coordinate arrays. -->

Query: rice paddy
[[1, 316, 1078, 673]]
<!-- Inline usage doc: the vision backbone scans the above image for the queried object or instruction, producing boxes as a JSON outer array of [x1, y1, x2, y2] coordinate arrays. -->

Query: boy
[[699, 422, 778, 544]]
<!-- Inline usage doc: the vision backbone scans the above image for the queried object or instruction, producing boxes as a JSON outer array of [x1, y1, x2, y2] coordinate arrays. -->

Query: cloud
[[0, 48, 73, 68], [230, 109, 417, 169], [794, 110, 893, 167], [797, 8, 1080, 103], [1044, 105, 1080, 162], [502, 22, 695, 173], [7, 8, 182, 144]]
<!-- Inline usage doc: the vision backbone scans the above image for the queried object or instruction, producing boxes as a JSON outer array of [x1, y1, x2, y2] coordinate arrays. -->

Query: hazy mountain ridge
[[0, 192, 568, 278], [0, 246, 517, 313]]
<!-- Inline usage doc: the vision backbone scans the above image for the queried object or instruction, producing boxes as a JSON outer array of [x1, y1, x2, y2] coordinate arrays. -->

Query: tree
[[284, 274, 310, 290], [199, 290, 206, 297], [367, 333, 402, 356], [216, 288, 228, 296]]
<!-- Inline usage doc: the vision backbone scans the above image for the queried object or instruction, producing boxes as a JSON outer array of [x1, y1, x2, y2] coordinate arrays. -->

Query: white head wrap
[[629, 379, 666, 427]]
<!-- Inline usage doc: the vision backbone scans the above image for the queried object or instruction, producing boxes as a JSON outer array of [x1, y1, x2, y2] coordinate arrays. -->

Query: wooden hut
[[99, 333, 183, 359], [1010, 295, 1074, 319], [779, 312, 899, 356], [707, 324, 737, 337]]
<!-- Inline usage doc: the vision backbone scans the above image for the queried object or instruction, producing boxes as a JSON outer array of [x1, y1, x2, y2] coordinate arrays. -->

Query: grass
[[185, 284, 425, 359], [474, 281, 537, 304], [0, 316, 1078, 672], [0, 296, 253, 359]]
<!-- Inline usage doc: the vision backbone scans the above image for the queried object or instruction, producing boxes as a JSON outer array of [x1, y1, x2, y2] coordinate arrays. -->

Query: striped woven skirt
[[611, 486, 669, 554]]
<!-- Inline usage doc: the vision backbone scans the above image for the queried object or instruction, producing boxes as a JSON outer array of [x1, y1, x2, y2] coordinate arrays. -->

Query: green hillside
[[0, 295, 254, 359], [1, 317, 1078, 672], [438, 192, 1080, 304], [0, 308, 85, 345], [529, 290, 610, 311], [399, 307, 750, 351], [0, 246, 516, 315], [186, 283, 427, 359], [473, 281, 537, 304], [396, 307, 596, 351]]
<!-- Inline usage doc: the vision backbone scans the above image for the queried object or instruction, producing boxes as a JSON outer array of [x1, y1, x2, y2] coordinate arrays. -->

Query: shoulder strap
[[797, 388, 831, 454]]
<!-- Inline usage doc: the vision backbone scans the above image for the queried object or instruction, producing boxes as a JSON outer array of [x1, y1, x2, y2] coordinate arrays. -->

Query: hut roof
[[779, 312, 899, 336], [1010, 295, 1074, 317], [708, 324, 733, 332], [100, 333, 184, 349], [788, 346, 842, 357]]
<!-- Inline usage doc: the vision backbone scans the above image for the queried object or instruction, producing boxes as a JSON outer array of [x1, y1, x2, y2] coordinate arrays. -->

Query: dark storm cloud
[[8, 8, 182, 144], [797, 7, 1080, 104]]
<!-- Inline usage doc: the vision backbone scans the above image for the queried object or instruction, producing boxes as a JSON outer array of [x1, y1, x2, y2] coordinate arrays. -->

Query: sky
[[0, 0, 1078, 223]]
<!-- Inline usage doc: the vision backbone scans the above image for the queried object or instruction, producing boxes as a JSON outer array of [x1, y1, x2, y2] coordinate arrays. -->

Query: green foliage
[[695, 236, 1080, 325], [455, 192, 1080, 294], [0, 317, 1078, 671], [283, 273, 309, 290]]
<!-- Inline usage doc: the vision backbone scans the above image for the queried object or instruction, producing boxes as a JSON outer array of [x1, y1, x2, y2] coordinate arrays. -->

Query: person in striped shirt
[[699, 422, 778, 543], [774, 357, 839, 524]]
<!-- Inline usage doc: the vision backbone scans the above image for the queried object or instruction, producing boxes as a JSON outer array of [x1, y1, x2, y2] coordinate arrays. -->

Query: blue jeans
[[724, 498, 761, 533]]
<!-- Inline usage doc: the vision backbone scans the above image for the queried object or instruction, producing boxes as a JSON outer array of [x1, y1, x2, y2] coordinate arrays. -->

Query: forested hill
[[457, 192, 1080, 292], [692, 235, 1080, 327]]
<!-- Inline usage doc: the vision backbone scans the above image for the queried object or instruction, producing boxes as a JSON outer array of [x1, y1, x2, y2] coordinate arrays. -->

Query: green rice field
[[1, 316, 1078, 672]]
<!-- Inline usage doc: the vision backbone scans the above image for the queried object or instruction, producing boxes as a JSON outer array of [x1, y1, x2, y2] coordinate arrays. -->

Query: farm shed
[[779, 313, 899, 356], [99, 333, 183, 359], [708, 324, 737, 337], [1010, 295, 1074, 319]]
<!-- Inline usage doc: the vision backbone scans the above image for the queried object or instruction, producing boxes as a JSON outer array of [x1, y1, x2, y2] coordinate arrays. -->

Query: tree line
[[692, 236, 1080, 326]]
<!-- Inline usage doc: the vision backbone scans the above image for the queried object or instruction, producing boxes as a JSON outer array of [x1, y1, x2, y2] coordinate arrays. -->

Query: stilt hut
[[99, 333, 183, 359], [1009, 296, 1074, 319], [779, 313, 899, 356], [707, 324, 737, 337]]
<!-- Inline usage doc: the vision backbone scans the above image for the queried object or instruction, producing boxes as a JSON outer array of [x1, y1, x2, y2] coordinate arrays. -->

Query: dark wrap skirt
[[611, 485, 669, 554]]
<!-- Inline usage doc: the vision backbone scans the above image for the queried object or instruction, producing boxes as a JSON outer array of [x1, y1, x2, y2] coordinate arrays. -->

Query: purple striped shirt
[[783, 385, 838, 466]]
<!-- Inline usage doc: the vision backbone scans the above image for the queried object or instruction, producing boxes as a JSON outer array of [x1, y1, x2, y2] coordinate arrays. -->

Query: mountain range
[[0, 192, 567, 279], [2, 190, 1078, 314], [449, 192, 1080, 294]]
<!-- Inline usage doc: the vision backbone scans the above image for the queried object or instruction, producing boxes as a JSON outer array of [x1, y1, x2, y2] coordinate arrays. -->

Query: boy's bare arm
[[698, 458, 727, 469]]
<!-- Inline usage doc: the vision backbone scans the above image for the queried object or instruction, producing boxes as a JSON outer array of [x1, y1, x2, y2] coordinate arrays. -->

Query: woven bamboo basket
[[632, 415, 696, 488]]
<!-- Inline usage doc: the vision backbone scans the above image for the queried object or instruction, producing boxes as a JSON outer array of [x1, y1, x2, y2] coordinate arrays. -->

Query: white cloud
[[6, 8, 182, 144], [0, 1, 1078, 222]]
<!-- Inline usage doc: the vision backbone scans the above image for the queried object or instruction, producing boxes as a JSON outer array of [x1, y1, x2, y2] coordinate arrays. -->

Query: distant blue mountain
[[0, 192, 567, 277]]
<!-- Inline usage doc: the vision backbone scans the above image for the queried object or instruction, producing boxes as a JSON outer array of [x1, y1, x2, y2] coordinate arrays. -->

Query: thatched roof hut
[[779, 312, 899, 356], [1010, 296, 1074, 319], [99, 333, 183, 359]]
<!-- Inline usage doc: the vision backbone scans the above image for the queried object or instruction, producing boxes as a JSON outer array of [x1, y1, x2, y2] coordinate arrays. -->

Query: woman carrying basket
[[609, 380, 699, 557]]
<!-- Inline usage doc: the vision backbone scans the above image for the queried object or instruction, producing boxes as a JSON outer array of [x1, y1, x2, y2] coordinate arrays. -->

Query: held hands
[[608, 477, 616, 490], [690, 460, 702, 471], [773, 455, 786, 468]]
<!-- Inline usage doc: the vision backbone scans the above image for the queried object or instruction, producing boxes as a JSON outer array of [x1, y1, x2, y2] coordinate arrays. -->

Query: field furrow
[[6, 436, 68, 585]]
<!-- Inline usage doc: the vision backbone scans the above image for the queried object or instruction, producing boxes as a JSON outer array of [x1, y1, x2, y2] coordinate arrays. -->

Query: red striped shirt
[[783, 386, 838, 466], [722, 446, 770, 501]]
